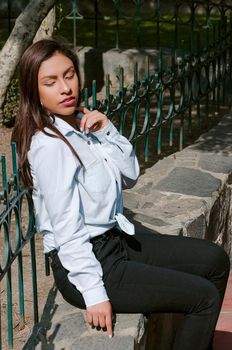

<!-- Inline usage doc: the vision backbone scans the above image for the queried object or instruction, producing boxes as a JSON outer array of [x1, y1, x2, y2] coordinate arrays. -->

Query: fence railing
[[0, 145, 37, 350], [81, 16, 232, 166], [55, 0, 232, 49]]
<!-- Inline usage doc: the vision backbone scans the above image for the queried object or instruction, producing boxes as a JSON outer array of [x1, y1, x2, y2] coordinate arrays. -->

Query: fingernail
[[80, 127, 83, 132], [109, 335, 112, 339]]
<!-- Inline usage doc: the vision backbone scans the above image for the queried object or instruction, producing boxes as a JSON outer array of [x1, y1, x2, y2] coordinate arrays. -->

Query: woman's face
[[38, 51, 79, 117]]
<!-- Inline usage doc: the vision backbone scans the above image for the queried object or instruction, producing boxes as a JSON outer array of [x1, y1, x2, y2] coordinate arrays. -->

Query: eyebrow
[[40, 66, 75, 81]]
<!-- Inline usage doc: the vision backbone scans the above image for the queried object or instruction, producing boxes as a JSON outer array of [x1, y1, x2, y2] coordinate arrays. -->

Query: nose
[[60, 79, 71, 94]]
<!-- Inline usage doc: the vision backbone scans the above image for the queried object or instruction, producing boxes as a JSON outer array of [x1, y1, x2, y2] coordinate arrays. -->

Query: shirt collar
[[52, 115, 81, 136]]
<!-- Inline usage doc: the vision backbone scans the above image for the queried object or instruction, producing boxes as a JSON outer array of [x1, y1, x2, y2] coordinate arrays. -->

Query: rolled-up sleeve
[[92, 121, 140, 188], [28, 136, 109, 307]]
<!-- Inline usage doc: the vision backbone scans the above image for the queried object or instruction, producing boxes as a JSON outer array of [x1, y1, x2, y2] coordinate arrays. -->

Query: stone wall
[[124, 114, 232, 261], [74, 47, 172, 93]]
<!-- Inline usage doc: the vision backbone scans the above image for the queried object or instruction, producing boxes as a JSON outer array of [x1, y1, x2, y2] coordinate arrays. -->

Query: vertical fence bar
[[222, 17, 227, 106], [157, 126, 162, 155], [1, 153, 12, 348], [18, 252, 25, 324], [11, 144, 25, 324], [174, 2, 178, 49], [3, 148, 14, 350], [179, 113, 184, 151], [135, 0, 141, 47], [156, 0, 160, 49], [94, 0, 99, 48], [7, 268, 13, 348], [115, 2, 119, 49], [144, 99, 150, 162], [7, 0, 11, 36], [216, 23, 221, 113], [105, 74, 110, 101], [84, 88, 89, 109], [169, 119, 174, 147], [119, 67, 125, 135], [30, 235, 38, 324], [72, 0, 77, 47], [212, 25, 216, 123], [92, 81, 97, 110]]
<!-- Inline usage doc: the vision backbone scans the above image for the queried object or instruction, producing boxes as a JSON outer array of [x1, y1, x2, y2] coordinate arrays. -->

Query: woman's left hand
[[76, 107, 109, 133]]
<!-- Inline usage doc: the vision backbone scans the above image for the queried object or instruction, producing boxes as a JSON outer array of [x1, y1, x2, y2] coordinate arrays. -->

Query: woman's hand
[[76, 107, 109, 133], [86, 300, 113, 338]]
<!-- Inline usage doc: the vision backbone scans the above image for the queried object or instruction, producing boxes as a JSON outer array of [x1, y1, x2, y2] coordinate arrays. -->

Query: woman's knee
[[194, 281, 221, 315], [208, 242, 230, 275]]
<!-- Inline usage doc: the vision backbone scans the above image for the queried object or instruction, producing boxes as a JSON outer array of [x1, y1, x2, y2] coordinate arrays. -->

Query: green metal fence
[[55, 0, 232, 49], [0, 145, 37, 350], [82, 16, 232, 166], [1, 2, 232, 349]]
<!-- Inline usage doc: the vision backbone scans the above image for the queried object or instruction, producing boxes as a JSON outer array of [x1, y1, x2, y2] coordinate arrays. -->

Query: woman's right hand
[[86, 300, 113, 337]]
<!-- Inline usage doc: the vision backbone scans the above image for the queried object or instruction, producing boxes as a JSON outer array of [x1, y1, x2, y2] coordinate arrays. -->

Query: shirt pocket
[[80, 159, 111, 194]]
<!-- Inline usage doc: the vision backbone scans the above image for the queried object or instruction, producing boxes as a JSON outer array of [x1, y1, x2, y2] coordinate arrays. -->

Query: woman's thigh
[[124, 229, 230, 294], [104, 257, 220, 315]]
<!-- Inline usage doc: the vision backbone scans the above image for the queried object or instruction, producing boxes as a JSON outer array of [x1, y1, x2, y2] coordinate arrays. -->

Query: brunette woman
[[12, 39, 230, 350]]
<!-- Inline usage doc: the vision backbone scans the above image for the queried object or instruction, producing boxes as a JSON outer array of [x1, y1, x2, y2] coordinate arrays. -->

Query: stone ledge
[[29, 290, 147, 350], [28, 114, 232, 349], [124, 114, 232, 260]]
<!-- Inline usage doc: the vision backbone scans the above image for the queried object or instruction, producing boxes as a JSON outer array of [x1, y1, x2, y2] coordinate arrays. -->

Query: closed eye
[[65, 72, 75, 80], [44, 81, 55, 86]]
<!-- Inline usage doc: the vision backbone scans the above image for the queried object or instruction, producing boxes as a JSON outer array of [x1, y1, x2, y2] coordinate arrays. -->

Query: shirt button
[[106, 131, 110, 136], [87, 141, 91, 145], [104, 158, 107, 162]]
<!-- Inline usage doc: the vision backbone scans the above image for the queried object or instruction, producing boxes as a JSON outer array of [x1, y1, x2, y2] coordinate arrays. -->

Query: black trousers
[[49, 227, 230, 350]]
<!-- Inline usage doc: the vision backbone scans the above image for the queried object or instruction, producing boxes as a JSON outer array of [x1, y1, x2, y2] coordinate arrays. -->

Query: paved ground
[[214, 271, 232, 349]]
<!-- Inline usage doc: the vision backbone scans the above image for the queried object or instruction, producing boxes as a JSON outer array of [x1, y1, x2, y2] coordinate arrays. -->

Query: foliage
[[54, 4, 65, 32], [2, 78, 19, 127]]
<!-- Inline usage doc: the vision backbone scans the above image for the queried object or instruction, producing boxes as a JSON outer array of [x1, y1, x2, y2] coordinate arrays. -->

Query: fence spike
[[106, 74, 110, 100], [120, 67, 124, 90], [92, 80, 97, 109], [84, 87, 89, 109], [134, 62, 138, 84]]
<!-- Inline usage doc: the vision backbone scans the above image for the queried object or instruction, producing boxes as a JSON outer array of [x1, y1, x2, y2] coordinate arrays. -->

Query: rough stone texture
[[74, 47, 172, 93], [28, 114, 232, 349], [124, 114, 232, 257], [30, 291, 147, 350]]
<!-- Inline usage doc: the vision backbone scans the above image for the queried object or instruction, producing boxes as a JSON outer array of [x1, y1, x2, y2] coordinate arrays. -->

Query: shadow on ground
[[23, 284, 61, 350]]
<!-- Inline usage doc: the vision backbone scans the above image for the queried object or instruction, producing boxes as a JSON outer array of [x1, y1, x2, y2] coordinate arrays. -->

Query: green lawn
[[54, 16, 222, 50], [0, 15, 223, 51]]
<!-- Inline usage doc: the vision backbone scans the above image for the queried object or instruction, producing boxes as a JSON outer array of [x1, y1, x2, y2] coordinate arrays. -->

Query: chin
[[57, 108, 76, 116]]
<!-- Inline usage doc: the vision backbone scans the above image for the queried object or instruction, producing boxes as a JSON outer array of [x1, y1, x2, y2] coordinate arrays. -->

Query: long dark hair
[[11, 38, 82, 189]]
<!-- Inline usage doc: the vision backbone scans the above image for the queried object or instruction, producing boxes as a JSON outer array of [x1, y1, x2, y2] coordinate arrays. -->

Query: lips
[[60, 96, 76, 106]]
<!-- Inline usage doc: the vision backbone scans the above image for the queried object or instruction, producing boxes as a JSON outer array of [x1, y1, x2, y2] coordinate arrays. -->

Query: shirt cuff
[[82, 286, 109, 307], [91, 121, 118, 143]]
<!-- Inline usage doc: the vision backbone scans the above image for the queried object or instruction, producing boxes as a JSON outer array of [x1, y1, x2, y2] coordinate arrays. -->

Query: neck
[[56, 113, 79, 130]]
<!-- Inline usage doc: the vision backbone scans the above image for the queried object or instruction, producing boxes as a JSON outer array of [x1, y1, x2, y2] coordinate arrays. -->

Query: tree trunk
[[34, 7, 56, 42], [0, 0, 58, 121]]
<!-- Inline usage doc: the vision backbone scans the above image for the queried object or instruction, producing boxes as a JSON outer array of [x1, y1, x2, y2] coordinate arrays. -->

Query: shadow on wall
[[84, 48, 105, 94]]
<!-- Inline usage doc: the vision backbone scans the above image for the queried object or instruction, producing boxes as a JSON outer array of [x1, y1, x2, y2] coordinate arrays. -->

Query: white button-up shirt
[[28, 116, 139, 307]]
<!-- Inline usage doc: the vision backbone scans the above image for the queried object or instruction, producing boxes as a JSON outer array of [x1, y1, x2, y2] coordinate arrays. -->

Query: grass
[[53, 16, 223, 50], [0, 15, 223, 51]]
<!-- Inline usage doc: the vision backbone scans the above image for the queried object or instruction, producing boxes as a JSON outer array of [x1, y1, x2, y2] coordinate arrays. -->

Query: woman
[[12, 38, 230, 350]]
